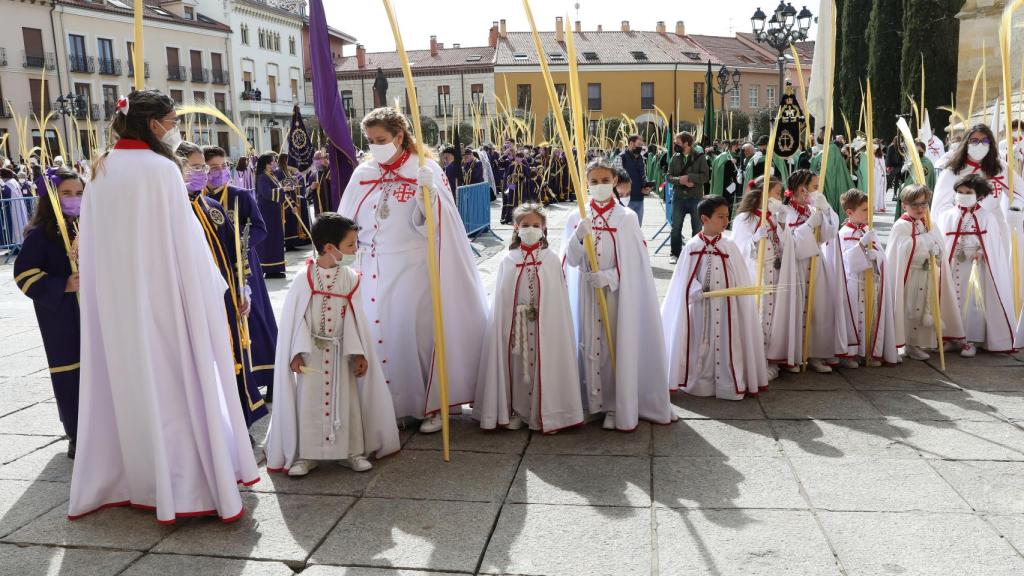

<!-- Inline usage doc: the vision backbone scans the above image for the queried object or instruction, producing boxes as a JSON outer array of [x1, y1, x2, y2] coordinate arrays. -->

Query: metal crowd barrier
[[1, 195, 39, 262], [456, 182, 500, 255], [652, 183, 673, 254]]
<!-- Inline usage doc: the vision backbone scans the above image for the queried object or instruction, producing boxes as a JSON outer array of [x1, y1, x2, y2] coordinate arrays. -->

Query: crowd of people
[[3, 87, 1024, 524]]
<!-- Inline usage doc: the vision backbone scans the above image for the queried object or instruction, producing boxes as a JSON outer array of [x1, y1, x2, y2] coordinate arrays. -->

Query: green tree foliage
[[866, 0, 906, 140], [900, 0, 965, 138]]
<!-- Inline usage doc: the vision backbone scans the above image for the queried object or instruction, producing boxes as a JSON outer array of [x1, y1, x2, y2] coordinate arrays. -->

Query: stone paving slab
[[364, 450, 519, 502], [844, 361, 960, 390], [0, 434, 59, 465], [653, 456, 805, 510], [967, 391, 1024, 421], [2, 503, 177, 550], [652, 419, 779, 457], [771, 419, 921, 459], [931, 460, 1024, 514], [655, 508, 842, 576], [0, 479, 69, 538], [402, 416, 530, 454], [0, 542, 140, 576], [121, 553, 297, 576], [525, 421, 651, 456], [311, 498, 498, 573], [0, 403, 68, 436], [939, 365, 1024, 391], [0, 440, 74, 482], [763, 370, 852, 391], [670, 394, 766, 420], [246, 461, 382, 498], [760, 390, 884, 420], [153, 492, 354, 564], [819, 511, 1024, 576], [862, 390, 1000, 421], [479, 503, 651, 576], [507, 454, 650, 507], [889, 419, 1024, 460], [303, 567, 463, 576]]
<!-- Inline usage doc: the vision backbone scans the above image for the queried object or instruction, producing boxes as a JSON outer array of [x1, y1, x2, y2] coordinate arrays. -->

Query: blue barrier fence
[[1, 195, 39, 260], [652, 183, 673, 254], [455, 182, 500, 256]]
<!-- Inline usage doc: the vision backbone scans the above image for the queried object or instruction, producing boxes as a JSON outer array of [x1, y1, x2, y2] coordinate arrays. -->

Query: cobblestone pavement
[[2, 196, 1024, 576]]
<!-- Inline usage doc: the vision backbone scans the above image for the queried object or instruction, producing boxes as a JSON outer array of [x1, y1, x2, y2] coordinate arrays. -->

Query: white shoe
[[341, 455, 373, 472], [669, 255, 678, 265], [905, 346, 930, 361], [419, 414, 442, 434], [960, 342, 977, 358], [506, 414, 523, 430], [602, 412, 616, 430], [808, 358, 833, 373], [866, 358, 882, 367], [839, 357, 859, 369], [782, 364, 801, 374], [288, 459, 318, 477], [766, 365, 780, 381]]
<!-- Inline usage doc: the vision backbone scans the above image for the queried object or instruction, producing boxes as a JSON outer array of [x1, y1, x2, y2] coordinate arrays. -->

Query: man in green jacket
[[666, 131, 710, 263]]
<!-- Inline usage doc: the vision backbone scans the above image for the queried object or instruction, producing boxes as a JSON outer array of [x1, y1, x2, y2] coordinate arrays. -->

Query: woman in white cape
[[70, 91, 259, 523]]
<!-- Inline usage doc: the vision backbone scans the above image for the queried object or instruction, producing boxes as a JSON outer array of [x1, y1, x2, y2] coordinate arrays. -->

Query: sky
[[322, 0, 821, 54]]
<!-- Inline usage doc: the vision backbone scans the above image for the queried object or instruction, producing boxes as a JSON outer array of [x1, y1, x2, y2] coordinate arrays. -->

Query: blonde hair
[[510, 203, 548, 249], [361, 107, 417, 154]]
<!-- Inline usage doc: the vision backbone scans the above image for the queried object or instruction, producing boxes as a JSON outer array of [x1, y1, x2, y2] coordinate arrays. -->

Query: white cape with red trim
[[562, 206, 674, 429], [838, 226, 900, 363], [338, 154, 487, 418], [70, 146, 259, 523], [264, 262, 400, 471], [884, 217, 966, 348], [937, 206, 1017, 352], [661, 234, 768, 398], [932, 161, 1024, 223], [473, 248, 583, 432]]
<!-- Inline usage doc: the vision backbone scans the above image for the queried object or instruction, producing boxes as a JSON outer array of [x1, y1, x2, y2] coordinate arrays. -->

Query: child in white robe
[[885, 185, 966, 361], [264, 213, 400, 477], [563, 159, 675, 431], [474, 204, 584, 433], [938, 174, 1017, 355], [837, 189, 899, 365], [662, 196, 768, 400], [730, 175, 785, 381]]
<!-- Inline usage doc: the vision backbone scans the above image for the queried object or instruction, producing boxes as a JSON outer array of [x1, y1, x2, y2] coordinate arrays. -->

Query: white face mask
[[589, 183, 614, 202], [967, 143, 989, 162], [159, 125, 182, 153], [955, 193, 977, 209], [369, 141, 398, 163], [517, 226, 544, 246]]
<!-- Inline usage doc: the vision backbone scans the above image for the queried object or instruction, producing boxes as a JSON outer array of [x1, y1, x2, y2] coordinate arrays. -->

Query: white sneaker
[[669, 255, 678, 265], [419, 414, 442, 434], [341, 455, 373, 472], [782, 364, 801, 374], [288, 459, 318, 477], [839, 357, 860, 369], [506, 414, 523, 430], [808, 358, 833, 373], [905, 346, 930, 361], [960, 342, 977, 358], [766, 365, 780, 381], [602, 411, 616, 430]]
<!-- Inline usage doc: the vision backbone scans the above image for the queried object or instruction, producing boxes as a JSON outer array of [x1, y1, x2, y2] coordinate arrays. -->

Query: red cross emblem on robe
[[393, 182, 417, 203]]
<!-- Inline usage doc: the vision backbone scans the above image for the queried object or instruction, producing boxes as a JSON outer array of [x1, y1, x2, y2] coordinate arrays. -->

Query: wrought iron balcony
[[190, 67, 209, 83], [98, 58, 122, 76], [68, 54, 95, 73], [23, 51, 56, 70], [127, 61, 151, 79], [211, 69, 229, 85], [167, 64, 186, 81]]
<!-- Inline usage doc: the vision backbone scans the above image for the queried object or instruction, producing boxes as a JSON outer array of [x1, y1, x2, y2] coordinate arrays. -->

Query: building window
[[341, 90, 354, 117], [438, 85, 451, 116], [193, 91, 205, 103], [258, 30, 265, 49], [289, 36, 296, 55], [274, 34, 280, 52], [471, 83, 484, 109], [68, 34, 88, 72], [730, 84, 741, 109], [555, 83, 567, 102], [516, 84, 531, 111], [640, 82, 654, 110], [241, 25, 249, 46], [766, 85, 776, 108], [243, 70, 253, 92], [267, 74, 277, 102], [587, 83, 601, 111], [748, 85, 758, 109], [170, 89, 183, 104], [184, 6, 194, 19], [693, 82, 704, 110], [290, 78, 298, 102]]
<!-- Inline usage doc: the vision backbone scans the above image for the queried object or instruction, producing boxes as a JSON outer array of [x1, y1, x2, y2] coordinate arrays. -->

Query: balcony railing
[[0, 102, 12, 119], [98, 58, 122, 76], [72, 104, 101, 120], [104, 101, 116, 120], [68, 54, 95, 73], [127, 61, 151, 79], [240, 89, 262, 101], [436, 103, 453, 117], [211, 69, 229, 84], [0, 47, 7, 67], [23, 51, 56, 70], [167, 64, 186, 81], [190, 67, 209, 83]]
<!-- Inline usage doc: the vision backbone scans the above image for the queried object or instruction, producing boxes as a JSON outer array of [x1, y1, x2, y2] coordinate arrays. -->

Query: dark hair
[[311, 212, 359, 254], [676, 131, 694, 146], [840, 189, 868, 212], [255, 152, 278, 175], [954, 172, 993, 200], [109, 90, 176, 161], [615, 167, 631, 184], [785, 169, 817, 204], [235, 156, 249, 172], [203, 146, 227, 162], [698, 195, 729, 219], [737, 175, 782, 216], [175, 141, 202, 162], [949, 124, 1000, 178], [25, 167, 84, 242], [627, 134, 642, 144], [585, 158, 617, 179], [509, 203, 549, 249]]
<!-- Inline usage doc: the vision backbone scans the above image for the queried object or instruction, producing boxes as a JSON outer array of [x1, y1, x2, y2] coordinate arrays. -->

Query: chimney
[[356, 44, 366, 69], [675, 20, 685, 37], [656, 20, 666, 34], [430, 35, 438, 57], [621, 20, 630, 32], [499, 18, 507, 38], [597, 24, 603, 32], [555, 16, 564, 42], [438, 42, 444, 49], [489, 21, 499, 48], [574, 20, 581, 33], [453, 43, 460, 48]]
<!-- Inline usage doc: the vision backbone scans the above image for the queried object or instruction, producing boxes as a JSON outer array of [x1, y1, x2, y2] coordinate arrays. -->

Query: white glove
[[811, 192, 830, 211], [584, 271, 611, 289], [1007, 207, 1024, 229], [751, 226, 768, 244], [805, 210, 823, 229], [726, 182, 737, 194], [928, 242, 943, 257], [689, 289, 705, 304], [767, 197, 783, 215], [417, 166, 435, 191], [574, 218, 592, 242], [866, 248, 883, 264], [859, 229, 878, 248]]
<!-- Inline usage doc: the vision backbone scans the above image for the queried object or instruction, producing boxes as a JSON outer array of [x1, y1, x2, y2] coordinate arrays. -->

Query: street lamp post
[[750, 3, 813, 109], [54, 92, 86, 158], [711, 65, 742, 139]]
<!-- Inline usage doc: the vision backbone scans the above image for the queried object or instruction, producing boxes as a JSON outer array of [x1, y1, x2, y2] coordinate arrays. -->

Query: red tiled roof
[[688, 34, 778, 69], [733, 32, 815, 64], [639, 31, 720, 66], [335, 45, 495, 73], [495, 31, 683, 66]]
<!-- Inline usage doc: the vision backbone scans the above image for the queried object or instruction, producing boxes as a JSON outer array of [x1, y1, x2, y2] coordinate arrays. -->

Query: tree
[[838, 0, 872, 135], [901, 0, 965, 138], [866, 0, 905, 140], [752, 108, 774, 140]]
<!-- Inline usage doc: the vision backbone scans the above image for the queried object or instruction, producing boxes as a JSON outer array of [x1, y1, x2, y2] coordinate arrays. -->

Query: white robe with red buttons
[[338, 153, 487, 419], [731, 210, 785, 346], [661, 233, 768, 400], [838, 222, 899, 363]]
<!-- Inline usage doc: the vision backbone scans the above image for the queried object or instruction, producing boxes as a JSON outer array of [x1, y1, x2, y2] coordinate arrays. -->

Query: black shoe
[[67, 438, 76, 459], [265, 272, 286, 279]]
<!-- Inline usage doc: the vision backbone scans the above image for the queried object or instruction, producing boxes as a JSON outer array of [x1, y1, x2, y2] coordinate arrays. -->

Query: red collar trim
[[843, 220, 867, 231], [519, 242, 542, 256], [305, 259, 360, 300], [590, 199, 615, 217], [379, 150, 411, 173], [965, 159, 982, 171], [699, 232, 722, 246], [113, 138, 150, 150]]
